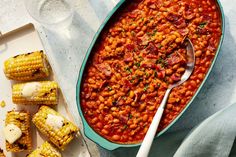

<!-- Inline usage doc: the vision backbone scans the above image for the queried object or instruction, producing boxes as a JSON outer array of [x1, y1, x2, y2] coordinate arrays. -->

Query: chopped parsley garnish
[[138, 56, 144, 61], [156, 58, 168, 67], [149, 17, 154, 20], [141, 17, 144, 21], [112, 101, 117, 105], [157, 83, 161, 87], [146, 32, 152, 36], [134, 62, 141, 67], [157, 44, 162, 49], [124, 67, 132, 73], [143, 45, 148, 48], [107, 86, 113, 91], [152, 29, 157, 36], [131, 31, 136, 36], [199, 22, 208, 28], [123, 125, 128, 130], [144, 85, 149, 91], [154, 71, 158, 77], [128, 114, 133, 119]]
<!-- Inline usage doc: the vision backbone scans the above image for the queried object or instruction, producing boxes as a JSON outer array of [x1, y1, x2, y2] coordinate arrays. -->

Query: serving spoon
[[136, 38, 195, 157]]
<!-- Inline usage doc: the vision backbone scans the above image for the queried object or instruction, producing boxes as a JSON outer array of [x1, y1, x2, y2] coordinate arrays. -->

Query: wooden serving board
[[0, 23, 90, 157]]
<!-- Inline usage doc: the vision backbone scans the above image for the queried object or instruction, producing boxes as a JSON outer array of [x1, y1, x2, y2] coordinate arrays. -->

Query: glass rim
[[24, 0, 75, 26]]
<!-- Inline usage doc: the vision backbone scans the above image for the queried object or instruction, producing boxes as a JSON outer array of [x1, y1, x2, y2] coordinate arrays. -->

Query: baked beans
[[81, 0, 222, 144]]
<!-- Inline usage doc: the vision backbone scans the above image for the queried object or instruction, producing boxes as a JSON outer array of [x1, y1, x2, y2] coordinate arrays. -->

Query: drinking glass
[[25, 0, 74, 29]]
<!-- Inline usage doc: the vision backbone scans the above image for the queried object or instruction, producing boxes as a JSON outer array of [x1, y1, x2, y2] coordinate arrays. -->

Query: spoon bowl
[[136, 38, 195, 157], [170, 38, 195, 88]]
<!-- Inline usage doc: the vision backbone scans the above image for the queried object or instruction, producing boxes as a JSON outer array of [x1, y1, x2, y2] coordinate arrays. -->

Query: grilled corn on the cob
[[3, 50, 50, 81], [0, 148, 5, 157], [27, 141, 62, 157], [4, 111, 32, 152], [12, 81, 58, 105], [32, 106, 78, 150]]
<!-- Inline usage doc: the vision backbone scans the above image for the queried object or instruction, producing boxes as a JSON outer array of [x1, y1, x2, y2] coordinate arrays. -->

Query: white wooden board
[[0, 23, 90, 157]]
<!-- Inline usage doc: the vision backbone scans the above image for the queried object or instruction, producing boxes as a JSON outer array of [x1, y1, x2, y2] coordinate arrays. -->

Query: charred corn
[[0, 148, 5, 157], [27, 141, 62, 157], [4, 111, 32, 152], [3, 50, 50, 81], [12, 81, 58, 105], [32, 106, 78, 150]]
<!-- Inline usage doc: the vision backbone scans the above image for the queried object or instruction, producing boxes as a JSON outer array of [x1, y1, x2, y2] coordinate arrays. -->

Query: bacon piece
[[174, 18, 187, 28], [183, 4, 195, 20], [158, 70, 165, 79], [166, 13, 179, 22], [171, 74, 181, 82], [166, 13, 187, 29], [202, 14, 212, 22], [128, 13, 137, 18], [207, 43, 216, 52], [117, 97, 125, 106], [96, 63, 112, 77], [119, 115, 128, 123], [99, 80, 107, 89], [146, 54, 158, 59], [178, 28, 189, 36], [145, 42, 158, 54], [126, 44, 135, 51], [141, 63, 156, 69], [124, 52, 134, 62], [166, 53, 185, 65], [137, 35, 149, 46]]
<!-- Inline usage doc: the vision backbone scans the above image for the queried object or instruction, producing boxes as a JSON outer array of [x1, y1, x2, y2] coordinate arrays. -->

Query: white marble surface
[[1, 0, 236, 156]]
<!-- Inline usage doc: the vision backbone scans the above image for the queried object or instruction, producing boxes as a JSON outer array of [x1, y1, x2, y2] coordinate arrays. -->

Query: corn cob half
[[27, 141, 62, 157], [5, 111, 32, 152], [3, 50, 50, 81], [32, 106, 79, 150], [0, 148, 5, 157], [12, 81, 58, 105]]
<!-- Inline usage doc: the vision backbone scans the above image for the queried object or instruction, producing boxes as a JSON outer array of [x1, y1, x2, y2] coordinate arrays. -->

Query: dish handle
[[83, 122, 120, 151]]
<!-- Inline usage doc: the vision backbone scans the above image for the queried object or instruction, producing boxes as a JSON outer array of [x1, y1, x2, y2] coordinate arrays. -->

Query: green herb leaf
[[156, 58, 168, 67], [124, 67, 132, 73], [107, 86, 113, 91], [143, 85, 149, 91], [131, 31, 136, 36], [134, 62, 141, 67], [152, 29, 157, 36], [146, 32, 152, 36], [154, 71, 158, 77], [157, 44, 162, 49], [128, 114, 133, 119], [138, 56, 144, 61], [199, 22, 208, 28], [112, 101, 117, 105], [123, 125, 128, 130], [145, 72, 149, 77]]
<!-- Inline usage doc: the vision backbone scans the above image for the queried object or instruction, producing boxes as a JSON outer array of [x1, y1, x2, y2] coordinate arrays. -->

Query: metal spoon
[[136, 38, 195, 157]]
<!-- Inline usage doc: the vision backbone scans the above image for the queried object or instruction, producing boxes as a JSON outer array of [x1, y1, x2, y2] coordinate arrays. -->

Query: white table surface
[[1, 0, 236, 156]]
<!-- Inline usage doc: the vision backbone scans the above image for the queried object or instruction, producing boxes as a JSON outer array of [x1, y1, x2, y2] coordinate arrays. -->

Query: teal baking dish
[[76, 0, 225, 150]]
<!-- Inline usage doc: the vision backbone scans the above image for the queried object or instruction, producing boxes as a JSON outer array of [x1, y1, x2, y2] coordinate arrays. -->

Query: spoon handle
[[136, 88, 172, 157]]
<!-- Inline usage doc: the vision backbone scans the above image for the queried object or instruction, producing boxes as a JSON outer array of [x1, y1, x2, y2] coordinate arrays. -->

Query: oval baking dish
[[76, 0, 225, 150]]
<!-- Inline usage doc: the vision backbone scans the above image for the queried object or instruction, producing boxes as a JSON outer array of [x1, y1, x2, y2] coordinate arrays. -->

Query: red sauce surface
[[81, 0, 222, 144]]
